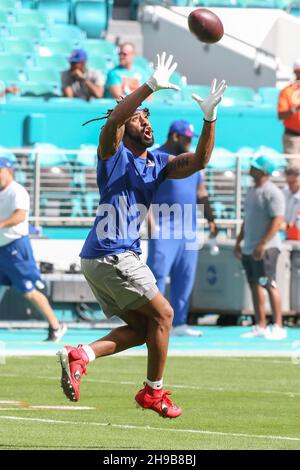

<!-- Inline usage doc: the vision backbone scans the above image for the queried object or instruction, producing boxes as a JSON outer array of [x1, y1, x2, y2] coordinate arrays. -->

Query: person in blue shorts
[[58, 52, 226, 418], [0, 157, 67, 342], [147, 120, 218, 337]]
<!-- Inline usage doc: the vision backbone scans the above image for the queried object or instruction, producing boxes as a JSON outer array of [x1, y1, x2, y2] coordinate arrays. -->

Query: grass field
[[1, 355, 300, 450]]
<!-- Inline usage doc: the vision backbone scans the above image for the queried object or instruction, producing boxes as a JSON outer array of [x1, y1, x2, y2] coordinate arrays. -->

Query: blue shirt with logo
[[80, 142, 170, 258], [151, 145, 202, 238]]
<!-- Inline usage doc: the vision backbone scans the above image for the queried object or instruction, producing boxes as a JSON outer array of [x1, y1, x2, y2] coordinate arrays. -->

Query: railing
[[4, 147, 296, 237]]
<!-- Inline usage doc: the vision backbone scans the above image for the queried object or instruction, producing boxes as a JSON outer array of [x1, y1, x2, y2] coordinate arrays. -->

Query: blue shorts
[[0, 236, 44, 294]]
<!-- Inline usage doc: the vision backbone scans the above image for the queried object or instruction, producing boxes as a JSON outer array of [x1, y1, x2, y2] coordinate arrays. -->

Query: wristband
[[203, 118, 217, 123]]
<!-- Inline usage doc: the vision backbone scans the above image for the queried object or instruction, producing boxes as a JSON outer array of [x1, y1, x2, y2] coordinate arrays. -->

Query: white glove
[[146, 52, 180, 92], [192, 79, 227, 121]]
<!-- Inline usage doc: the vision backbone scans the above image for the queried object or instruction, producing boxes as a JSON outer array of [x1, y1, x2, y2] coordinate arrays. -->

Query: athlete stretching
[[57, 52, 226, 418]]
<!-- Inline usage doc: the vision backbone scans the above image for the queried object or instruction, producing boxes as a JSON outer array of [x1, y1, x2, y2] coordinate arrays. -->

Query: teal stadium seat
[[9, 23, 44, 41], [236, 146, 255, 170], [153, 87, 181, 102], [35, 54, 69, 71], [48, 23, 86, 41], [240, 0, 283, 7], [26, 67, 61, 83], [181, 85, 210, 101], [253, 145, 286, 171], [208, 147, 236, 170], [257, 87, 280, 106], [15, 9, 49, 24], [76, 144, 97, 166], [0, 9, 8, 23], [0, 67, 20, 84], [30, 143, 69, 166], [20, 81, 61, 96], [0, 53, 27, 70], [88, 54, 111, 73], [222, 86, 256, 105], [73, 0, 109, 39], [0, 0, 16, 8], [41, 38, 74, 56], [37, 0, 70, 24], [134, 55, 152, 73], [1, 38, 34, 56], [202, 0, 240, 6], [84, 39, 117, 58]]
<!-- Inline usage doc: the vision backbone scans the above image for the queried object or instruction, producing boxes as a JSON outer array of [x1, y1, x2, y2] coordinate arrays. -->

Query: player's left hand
[[192, 78, 227, 121], [146, 52, 180, 92], [253, 241, 266, 261]]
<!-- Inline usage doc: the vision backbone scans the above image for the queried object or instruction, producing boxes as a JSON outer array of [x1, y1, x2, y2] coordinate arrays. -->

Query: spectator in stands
[[0, 82, 19, 103], [0, 157, 67, 342], [234, 155, 286, 340], [105, 42, 148, 99], [278, 59, 300, 156], [61, 49, 104, 100], [283, 164, 300, 227], [147, 120, 217, 337]]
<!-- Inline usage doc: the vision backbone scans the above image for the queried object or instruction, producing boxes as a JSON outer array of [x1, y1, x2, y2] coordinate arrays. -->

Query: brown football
[[188, 8, 224, 44]]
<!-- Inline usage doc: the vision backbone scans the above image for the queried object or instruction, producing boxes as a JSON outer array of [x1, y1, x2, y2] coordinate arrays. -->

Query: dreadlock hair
[[82, 107, 150, 127]]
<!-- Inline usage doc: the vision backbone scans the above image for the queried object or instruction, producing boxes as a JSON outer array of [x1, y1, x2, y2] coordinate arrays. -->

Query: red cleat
[[135, 383, 182, 418], [57, 345, 88, 402]]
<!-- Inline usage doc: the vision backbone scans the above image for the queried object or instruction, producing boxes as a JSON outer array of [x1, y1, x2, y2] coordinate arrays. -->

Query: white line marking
[[0, 416, 300, 443], [0, 400, 21, 405]]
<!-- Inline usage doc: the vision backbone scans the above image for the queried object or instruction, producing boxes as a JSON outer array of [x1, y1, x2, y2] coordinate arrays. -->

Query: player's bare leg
[[25, 289, 59, 329], [25, 289, 67, 341]]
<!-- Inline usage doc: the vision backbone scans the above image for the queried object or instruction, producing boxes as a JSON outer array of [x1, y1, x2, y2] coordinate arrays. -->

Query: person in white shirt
[[0, 157, 67, 342], [283, 165, 300, 226]]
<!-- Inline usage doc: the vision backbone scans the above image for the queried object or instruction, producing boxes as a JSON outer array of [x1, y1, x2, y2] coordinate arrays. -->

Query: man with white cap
[[0, 157, 67, 342], [278, 59, 300, 157], [234, 155, 286, 340]]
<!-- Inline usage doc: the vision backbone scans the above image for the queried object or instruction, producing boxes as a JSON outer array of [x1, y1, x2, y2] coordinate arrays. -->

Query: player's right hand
[[146, 52, 180, 92]]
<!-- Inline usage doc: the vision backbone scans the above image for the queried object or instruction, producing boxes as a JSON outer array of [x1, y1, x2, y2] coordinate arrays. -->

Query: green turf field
[[1, 356, 300, 450]]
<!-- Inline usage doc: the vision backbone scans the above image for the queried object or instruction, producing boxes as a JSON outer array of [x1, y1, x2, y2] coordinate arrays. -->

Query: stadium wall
[[0, 100, 284, 151]]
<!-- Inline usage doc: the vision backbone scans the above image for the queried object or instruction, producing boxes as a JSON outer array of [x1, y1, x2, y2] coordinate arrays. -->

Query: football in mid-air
[[188, 8, 224, 44]]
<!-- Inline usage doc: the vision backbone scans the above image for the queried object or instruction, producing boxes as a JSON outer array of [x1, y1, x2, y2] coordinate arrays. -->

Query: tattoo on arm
[[167, 156, 190, 173]]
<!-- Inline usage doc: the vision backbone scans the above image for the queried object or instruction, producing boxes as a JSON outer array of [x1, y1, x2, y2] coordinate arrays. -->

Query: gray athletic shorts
[[81, 251, 158, 318]]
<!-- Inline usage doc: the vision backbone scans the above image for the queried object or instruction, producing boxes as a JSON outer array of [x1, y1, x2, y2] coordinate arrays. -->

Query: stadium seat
[[35, 54, 69, 71], [203, 0, 240, 6], [76, 144, 97, 166], [0, 53, 27, 70], [30, 143, 69, 166], [236, 146, 255, 170], [153, 88, 181, 101], [240, 0, 282, 7], [26, 67, 61, 83], [257, 87, 280, 106], [181, 85, 210, 101], [15, 9, 49, 24], [48, 24, 86, 42], [208, 147, 236, 170], [36, 0, 70, 24], [134, 55, 152, 72], [9, 23, 44, 41], [0, 67, 20, 83], [1, 38, 34, 56], [84, 38, 117, 58], [72, 0, 108, 39], [222, 86, 256, 105], [0, 0, 16, 8], [20, 81, 61, 97], [40, 38, 74, 56], [88, 54, 111, 73], [0, 9, 7, 23]]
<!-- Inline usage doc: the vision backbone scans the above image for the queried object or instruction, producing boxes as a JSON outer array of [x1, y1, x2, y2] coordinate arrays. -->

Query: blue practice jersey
[[151, 145, 202, 237], [80, 142, 170, 258]]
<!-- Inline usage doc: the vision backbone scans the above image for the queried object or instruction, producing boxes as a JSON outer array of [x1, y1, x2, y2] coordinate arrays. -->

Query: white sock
[[146, 378, 163, 390], [82, 345, 96, 363]]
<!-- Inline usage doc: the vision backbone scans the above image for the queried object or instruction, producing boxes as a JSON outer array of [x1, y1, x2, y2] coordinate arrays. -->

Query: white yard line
[[0, 415, 300, 443]]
